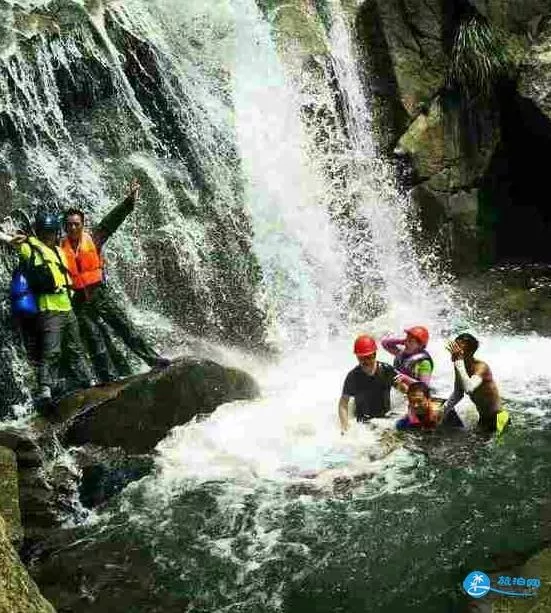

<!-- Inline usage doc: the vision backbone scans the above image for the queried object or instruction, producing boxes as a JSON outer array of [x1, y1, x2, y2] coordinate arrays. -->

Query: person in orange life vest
[[61, 178, 170, 383], [395, 382, 441, 430], [382, 325, 433, 388]]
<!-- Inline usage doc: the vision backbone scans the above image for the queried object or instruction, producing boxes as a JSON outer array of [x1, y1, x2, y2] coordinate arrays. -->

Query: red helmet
[[405, 326, 429, 347], [354, 335, 377, 356]]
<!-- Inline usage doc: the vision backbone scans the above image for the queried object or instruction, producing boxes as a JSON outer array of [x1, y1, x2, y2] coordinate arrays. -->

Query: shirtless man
[[442, 333, 510, 434]]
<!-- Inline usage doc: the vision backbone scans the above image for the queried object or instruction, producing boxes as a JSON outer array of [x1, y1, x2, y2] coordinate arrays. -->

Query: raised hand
[[445, 340, 463, 361]]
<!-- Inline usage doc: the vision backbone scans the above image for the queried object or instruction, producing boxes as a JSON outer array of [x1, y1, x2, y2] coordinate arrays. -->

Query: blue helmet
[[35, 211, 60, 233]]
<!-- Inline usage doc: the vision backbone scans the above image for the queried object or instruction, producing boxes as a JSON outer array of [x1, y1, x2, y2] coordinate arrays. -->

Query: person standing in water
[[382, 326, 433, 388], [338, 334, 400, 434], [442, 333, 510, 434], [60, 178, 170, 383]]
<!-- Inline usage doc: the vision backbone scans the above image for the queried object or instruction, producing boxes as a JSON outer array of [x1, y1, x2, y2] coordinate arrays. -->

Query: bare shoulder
[[472, 359, 491, 377]]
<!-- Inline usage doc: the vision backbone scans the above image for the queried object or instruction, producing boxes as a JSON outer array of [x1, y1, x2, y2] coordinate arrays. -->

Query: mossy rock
[[258, 0, 328, 57], [397, 100, 447, 179], [0, 446, 23, 545], [491, 548, 551, 611], [60, 358, 260, 453], [359, 0, 447, 116], [0, 515, 56, 613]]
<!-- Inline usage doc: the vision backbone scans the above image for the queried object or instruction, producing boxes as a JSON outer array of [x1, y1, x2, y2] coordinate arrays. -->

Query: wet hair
[[407, 382, 431, 398], [64, 208, 85, 224], [455, 333, 479, 355]]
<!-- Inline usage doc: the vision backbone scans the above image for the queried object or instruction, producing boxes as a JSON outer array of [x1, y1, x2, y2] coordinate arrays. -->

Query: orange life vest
[[60, 232, 103, 290]]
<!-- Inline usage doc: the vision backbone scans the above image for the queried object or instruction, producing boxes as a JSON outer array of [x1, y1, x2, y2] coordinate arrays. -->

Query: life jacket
[[394, 350, 433, 380], [23, 237, 71, 295], [10, 268, 38, 316], [60, 232, 103, 290]]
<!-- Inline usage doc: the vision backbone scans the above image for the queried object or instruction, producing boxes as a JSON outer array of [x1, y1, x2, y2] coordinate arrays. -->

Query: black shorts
[[478, 412, 511, 433]]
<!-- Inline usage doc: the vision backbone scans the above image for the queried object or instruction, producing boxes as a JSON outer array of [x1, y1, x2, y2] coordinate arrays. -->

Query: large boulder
[[0, 514, 56, 613], [61, 358, 259, 453], [356, 0, 448, 118]]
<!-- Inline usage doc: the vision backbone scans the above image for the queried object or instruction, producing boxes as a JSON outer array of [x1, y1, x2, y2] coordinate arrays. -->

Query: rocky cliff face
[[355, 0, 551, 270], [0, 515, 56, 613], [0, 0, 267, 418]]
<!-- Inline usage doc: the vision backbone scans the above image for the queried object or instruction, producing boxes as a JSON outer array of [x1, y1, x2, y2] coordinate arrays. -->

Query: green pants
[[37, 310, 92, 392], [73, 284, 159, 382]]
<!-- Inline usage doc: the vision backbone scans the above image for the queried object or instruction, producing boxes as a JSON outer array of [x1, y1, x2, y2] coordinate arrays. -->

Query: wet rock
[[0, 426, 69, 542], [29, 525, 189, 613], [73, 445, 154, 509], [356, 0, 448, 119], [0, 445, 23, 545], [519, 18, 551, 122], [488, 548, 551, 611], [61, 358, 259, 453], [0, 427, 43, 462], [0, 514, 56, 613], [469, 0, 550, 31], [458, 265, 551, 334]]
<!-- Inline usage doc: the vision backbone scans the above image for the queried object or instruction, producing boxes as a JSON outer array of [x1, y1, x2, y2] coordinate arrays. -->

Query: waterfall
[[0, 0, 266, 417], [7, 2, 551, 612], [231, 0, 347, 347]]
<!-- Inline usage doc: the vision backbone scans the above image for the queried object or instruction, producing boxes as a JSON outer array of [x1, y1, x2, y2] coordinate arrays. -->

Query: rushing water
[[3, 0, 550, 611]]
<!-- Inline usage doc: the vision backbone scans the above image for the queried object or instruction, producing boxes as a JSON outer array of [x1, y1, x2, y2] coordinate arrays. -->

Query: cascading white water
[[230, 0, 347, 347], [147, 0, 437, 500], [324, 0, 458, 330]]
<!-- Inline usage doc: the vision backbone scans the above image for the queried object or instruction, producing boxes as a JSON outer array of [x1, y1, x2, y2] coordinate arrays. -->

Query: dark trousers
[[73, 284, 159, 382], [37, 310, 92, 392], [14, 314, 40, 366]]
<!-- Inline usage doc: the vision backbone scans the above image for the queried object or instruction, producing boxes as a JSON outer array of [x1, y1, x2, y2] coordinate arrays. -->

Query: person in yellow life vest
[[61, 178, 169, 383], [0, 212, 92, 406]]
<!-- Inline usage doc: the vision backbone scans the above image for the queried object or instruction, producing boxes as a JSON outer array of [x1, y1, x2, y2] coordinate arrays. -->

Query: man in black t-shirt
[[339, 334, 400, 434]]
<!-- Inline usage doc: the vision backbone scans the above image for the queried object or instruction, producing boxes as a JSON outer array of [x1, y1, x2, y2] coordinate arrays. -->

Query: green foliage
[[447, 14, 514, 102]]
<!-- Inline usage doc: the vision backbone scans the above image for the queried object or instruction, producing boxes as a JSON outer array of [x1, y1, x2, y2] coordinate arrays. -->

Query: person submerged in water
[[442, 333, 510, 434], [396, 382, 441, 430], [382, 325, 433, 388], [338, 334, 401, 434]]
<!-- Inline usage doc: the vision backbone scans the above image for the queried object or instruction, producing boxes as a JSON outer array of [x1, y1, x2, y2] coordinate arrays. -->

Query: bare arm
[[442, 370, 464, 414], [381, 336, 404, 356], [338, 395, 350, 434], [392, 376, 409, 394], [454, 360, 484, 394]]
